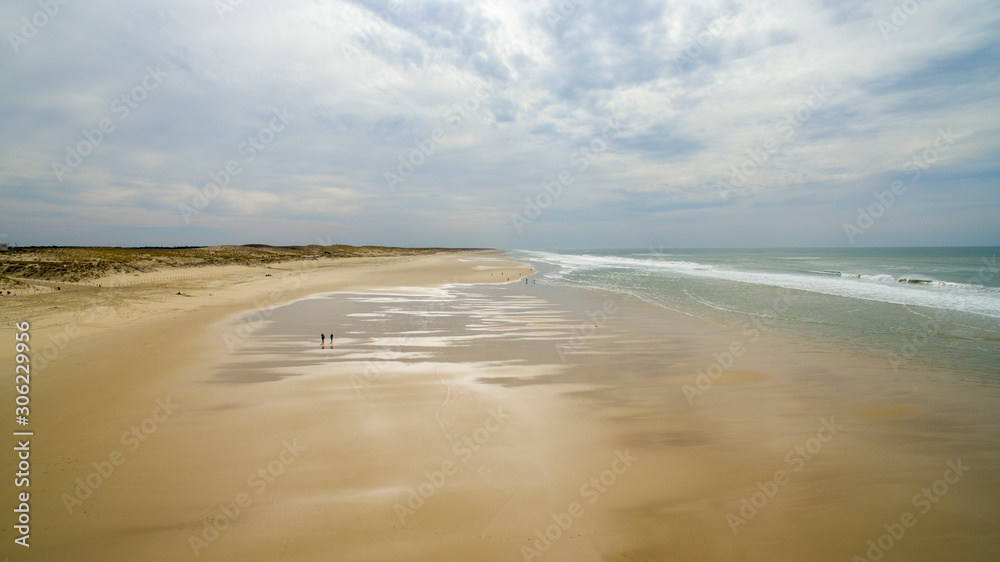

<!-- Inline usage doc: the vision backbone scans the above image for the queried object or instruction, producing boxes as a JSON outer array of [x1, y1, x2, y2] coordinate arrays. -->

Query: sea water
[[516, 248, 1000, 381]]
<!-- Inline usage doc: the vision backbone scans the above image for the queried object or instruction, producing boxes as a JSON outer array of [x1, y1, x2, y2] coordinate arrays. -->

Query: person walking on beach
[[321, 334, 325, 344], [329, 333, 334, 343]]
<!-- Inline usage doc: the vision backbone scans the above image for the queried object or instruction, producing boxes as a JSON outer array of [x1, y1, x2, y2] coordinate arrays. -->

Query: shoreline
[[2, 251, 998, 560], [467, 278, 1000, 560]]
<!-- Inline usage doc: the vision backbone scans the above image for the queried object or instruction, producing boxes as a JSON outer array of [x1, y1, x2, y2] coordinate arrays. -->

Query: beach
[[2, 251, 999, 561], [4, 0, 996, 558]]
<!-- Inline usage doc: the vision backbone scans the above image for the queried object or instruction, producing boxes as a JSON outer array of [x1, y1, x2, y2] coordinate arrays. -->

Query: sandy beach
[[2, 251, 999, 561], [5, 0, 998, 558]]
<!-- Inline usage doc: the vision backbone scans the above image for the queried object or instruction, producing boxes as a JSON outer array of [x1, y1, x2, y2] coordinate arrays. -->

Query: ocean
[[515, 248, 1000, 382]]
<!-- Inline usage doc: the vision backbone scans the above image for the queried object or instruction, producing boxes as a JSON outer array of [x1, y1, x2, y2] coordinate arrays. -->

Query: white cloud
[[0, 0, 997, 247]]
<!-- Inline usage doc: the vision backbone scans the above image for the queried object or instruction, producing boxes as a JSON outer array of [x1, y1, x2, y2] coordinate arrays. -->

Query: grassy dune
[[0, 244, 478, 286]]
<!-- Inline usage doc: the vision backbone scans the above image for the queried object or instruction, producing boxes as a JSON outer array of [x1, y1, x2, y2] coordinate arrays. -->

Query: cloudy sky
[[1, 0, 998, 249]]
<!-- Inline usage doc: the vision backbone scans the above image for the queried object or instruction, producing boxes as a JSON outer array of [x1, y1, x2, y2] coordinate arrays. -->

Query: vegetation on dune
[[0, 244, 480, 283]]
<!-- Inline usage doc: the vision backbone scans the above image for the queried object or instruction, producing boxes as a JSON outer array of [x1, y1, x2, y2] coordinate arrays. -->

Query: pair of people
[[321, 333, 334, 344]]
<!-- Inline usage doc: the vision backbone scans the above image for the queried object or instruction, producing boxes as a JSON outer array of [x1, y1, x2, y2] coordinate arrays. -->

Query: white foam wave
[[523, 251, 1000, 319], [830, 271, 982, 290]]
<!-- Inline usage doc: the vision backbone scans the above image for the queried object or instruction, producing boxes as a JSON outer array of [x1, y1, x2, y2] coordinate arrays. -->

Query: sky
[[0, 0, 998, 249]]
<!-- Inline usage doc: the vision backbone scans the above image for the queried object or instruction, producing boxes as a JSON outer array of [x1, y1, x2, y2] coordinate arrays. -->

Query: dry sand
[[0, 252, 535, 560], [1, 251, 998, 561]]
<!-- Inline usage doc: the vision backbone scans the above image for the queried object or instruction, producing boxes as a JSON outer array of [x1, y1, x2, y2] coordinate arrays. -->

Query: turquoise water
[[516, 248, 1000, 381]]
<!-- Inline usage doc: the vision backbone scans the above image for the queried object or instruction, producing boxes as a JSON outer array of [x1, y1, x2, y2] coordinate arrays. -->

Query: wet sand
[[2, 252, 998, 561]]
